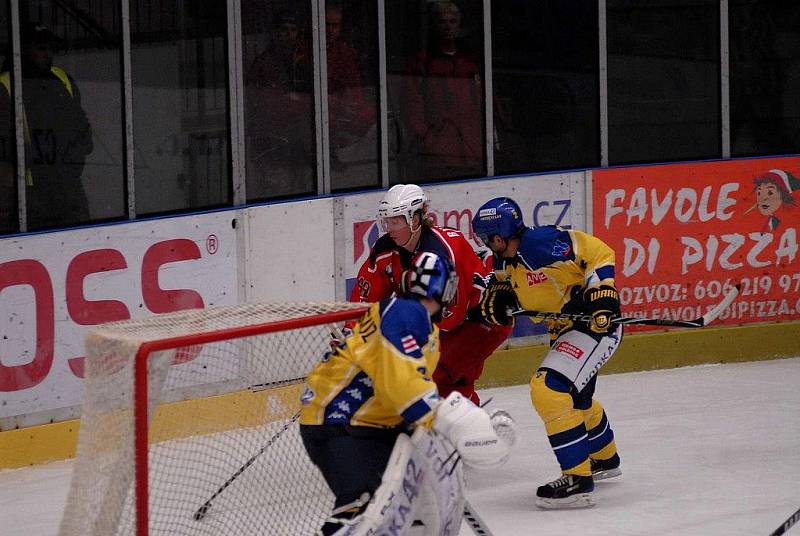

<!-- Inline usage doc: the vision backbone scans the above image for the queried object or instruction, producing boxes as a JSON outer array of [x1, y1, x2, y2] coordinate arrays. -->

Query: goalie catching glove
[[583, 284, 620, 334], [478, 278, 519, 326], [432, 392, 515, 469]]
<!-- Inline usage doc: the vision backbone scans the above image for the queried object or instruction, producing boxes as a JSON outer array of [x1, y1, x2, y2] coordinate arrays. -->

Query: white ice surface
[[1, 357, 799, 536]]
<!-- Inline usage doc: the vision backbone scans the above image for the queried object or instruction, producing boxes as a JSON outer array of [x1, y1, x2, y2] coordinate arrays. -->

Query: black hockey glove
[[583, 284, 621, 334], [480, 280, 519, 326]]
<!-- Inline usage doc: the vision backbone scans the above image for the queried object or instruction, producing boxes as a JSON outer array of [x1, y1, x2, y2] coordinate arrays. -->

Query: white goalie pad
[[331, 427, 465, 536]]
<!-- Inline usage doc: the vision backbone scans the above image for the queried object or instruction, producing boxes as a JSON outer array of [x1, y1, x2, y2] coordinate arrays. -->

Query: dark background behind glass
[[0, 0, 798, 237], [385, 0, 486, 184], [607, 0, 720, 164], [730, 0, 800, 157], [132, 0, 231, 215], [0, 1, 16, 233], [492, 0, 599, 174], [242, 0, 316, 202], [326, 0, 381, 192]]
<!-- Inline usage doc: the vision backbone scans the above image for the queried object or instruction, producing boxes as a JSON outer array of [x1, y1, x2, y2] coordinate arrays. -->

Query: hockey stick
[[511, 284, 740, 328], [463, 500, 494, 535], [769, 505, 800, 536], [194, 323, 345, 521], [193, 410, 301, 521]]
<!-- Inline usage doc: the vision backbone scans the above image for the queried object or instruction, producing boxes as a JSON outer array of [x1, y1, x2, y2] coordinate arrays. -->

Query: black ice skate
[[535, 474, 595, 509], [590, 453, 622, 481]]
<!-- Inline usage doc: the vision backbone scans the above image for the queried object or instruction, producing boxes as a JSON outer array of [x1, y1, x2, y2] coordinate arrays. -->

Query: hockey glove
[[479, 280, 519, 326], [329, 326, 353, 351], [433, 392, 512, 470], [583, 284, 621, 334]]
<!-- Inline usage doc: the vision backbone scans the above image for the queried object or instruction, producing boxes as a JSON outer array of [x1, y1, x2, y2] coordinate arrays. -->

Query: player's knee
[[582, 399, 605, 429], [530, 370, 574, 424]]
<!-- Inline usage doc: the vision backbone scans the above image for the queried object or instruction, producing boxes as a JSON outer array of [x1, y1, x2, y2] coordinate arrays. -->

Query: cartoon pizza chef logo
[[744, 169, 800, 231]]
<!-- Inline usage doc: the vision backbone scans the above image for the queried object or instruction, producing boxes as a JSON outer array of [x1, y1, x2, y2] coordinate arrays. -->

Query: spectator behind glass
[[403, 1, 484, 181], [325, 2, 377, 178], [246, 12, 314, 199], [0, 23, 93, 230]]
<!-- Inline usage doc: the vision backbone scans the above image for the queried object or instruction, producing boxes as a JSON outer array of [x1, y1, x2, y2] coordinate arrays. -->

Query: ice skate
[[591, 453, 621, 481], [535, 474, 595, 509]]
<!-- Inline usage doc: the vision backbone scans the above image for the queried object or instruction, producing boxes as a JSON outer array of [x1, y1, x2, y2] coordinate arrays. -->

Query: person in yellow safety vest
[[0, 23, 93, 231]]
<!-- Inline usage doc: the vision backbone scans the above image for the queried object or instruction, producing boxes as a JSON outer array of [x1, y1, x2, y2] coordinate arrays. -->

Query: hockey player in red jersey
[[348, 184, 511, 404]]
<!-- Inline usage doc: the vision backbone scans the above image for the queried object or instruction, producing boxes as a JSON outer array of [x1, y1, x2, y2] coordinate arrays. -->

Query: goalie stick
[[194, 323, 344, 521], [193, 408, 301, 521], [511, 284, 740, 328], [463, 500, 494, 535], [769, 505, 800, 536]]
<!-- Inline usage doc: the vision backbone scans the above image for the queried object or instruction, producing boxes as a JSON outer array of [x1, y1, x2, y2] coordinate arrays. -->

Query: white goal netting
[[58, 302, 369, 536]]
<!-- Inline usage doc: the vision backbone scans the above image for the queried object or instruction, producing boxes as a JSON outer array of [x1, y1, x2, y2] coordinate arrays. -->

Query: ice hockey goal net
[[58, 302, 369, 536]]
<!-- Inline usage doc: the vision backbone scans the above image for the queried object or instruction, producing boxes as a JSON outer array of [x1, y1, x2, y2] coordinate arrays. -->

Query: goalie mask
[[471, 197, 525, 247], [401, 251, 458, 306], [377, 184, 428, 230]]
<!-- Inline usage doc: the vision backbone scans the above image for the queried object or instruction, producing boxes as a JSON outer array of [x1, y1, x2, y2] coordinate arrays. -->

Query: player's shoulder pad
[[430, 225, 472, 249], [369, 233, 400, 263], [379, 298, 432, 359], [518, 225, 575, 268], [416, 227, 456, 263]]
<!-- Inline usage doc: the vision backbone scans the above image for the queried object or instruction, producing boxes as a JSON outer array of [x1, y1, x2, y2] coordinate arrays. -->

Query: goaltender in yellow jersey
[[299, 296, 442, 429], [299, 251, 512, 535]]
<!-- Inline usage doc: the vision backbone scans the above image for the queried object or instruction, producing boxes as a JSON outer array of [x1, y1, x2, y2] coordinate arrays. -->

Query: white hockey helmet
[[377, 184, 429, 226]]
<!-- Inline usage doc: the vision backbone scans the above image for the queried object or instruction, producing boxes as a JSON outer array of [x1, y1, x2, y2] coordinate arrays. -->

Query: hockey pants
[[433, 320, 511, 405], [530, 369, 619, 477]]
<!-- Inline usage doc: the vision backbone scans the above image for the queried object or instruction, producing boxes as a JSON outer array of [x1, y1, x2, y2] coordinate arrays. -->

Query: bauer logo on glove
[[432, 392, 513, 469]]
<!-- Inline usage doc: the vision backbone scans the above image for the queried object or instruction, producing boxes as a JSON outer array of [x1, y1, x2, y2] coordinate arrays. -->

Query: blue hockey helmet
[[471, 197, 525, 245], [401, 251, 458, 305]]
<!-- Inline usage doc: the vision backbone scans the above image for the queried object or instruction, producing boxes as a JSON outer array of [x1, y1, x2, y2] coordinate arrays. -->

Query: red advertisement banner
[[593, 157, 800, 327]]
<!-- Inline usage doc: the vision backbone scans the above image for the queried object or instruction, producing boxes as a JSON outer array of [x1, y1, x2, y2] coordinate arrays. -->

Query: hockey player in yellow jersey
[[472, 197, 622, 509], [300, 251, 513, 534]]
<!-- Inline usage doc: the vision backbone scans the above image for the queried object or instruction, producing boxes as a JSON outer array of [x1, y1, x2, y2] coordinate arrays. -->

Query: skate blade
[[536, 493, 595, 510], [592, 467, 622, 481]]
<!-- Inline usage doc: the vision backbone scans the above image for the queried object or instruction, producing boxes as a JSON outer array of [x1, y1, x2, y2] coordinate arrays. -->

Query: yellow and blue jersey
[[299, 298, 441, 428], [494, 226, 616, 313]]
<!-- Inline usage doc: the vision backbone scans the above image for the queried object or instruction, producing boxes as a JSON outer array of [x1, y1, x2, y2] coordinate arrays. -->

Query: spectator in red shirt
[[403, 1, 484, 180]]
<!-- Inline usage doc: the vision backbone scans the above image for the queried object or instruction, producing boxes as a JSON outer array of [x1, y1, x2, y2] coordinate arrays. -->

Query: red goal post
[[58, 302, 369, 536]]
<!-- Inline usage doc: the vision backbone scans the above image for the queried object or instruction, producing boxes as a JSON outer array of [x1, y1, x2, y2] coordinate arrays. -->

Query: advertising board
[[592, 158, 800, 327], [0, 212, 238, 427]]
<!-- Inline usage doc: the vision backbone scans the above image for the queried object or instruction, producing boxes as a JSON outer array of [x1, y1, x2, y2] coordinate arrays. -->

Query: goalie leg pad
[[433, 392, 511, 470], [332, 427, 465, 536]]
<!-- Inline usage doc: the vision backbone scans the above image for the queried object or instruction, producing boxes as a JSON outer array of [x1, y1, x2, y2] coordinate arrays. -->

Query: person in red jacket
[[403, 1, 484, 180], [348, 184, 511, 404]]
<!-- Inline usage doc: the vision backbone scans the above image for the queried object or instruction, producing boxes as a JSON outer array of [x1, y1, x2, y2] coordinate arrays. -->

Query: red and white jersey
[[350, 225, 488, 332]]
